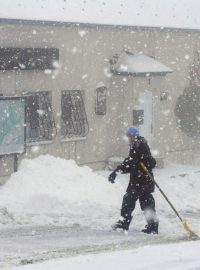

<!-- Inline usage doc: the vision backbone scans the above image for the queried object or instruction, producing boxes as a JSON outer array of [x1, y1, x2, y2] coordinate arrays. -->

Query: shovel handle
[[139, 161, 183, 222]]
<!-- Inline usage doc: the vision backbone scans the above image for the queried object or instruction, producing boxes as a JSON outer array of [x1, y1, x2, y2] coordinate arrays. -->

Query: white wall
[[0, 23, 199, 175]]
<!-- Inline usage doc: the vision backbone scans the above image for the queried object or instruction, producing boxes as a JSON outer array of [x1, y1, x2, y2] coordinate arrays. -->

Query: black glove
[[108, 171, 117, 184]]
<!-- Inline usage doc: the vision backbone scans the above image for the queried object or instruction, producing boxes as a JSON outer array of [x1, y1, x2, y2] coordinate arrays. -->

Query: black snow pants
[[121, 192, 158, 229]]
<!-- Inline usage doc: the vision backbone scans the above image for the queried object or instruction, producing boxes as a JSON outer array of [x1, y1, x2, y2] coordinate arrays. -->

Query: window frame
[[24, 91, 56, 145], [61, 90, 89, 140]]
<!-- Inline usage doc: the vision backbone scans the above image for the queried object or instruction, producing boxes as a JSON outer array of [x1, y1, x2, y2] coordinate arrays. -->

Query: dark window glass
[[61, 90, 89, 138], [0, 48, 59, 70], [25, 91, 56, 143]]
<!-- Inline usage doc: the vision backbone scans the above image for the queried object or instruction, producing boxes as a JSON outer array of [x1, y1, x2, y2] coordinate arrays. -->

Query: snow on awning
[[111, 51, 173, 76]]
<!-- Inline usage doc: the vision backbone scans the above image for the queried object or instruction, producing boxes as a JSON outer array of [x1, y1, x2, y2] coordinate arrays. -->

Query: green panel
[[0, 98, 25, 155]]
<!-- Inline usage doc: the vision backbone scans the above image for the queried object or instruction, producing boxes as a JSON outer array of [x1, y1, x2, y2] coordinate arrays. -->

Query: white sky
[[0, 0, 199, 29]]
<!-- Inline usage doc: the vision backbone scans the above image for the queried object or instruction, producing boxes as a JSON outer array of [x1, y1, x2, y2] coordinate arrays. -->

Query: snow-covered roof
[[111, 51, 173, 76], [0, 0, 199, 30]]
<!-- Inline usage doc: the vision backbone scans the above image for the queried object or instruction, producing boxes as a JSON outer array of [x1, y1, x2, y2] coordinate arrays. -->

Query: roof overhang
[[111, 51, 173, 76]]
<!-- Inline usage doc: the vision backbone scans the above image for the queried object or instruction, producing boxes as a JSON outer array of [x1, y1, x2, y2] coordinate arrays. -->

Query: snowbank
[[0, 155, 199, 233], [0, 155, 124, 227], [155, 168, 200, 214]]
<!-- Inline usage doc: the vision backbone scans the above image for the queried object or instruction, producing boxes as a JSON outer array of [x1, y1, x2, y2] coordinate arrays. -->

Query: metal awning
[[111, 51, 173, 76]]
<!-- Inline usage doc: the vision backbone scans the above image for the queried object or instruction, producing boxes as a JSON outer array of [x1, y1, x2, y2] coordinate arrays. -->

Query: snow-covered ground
[[0, 155, 200, 230], [10, 241, 200, 270], [0, 155, 199, 268]]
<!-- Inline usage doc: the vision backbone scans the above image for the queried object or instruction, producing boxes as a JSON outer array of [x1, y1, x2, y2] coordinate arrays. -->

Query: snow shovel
[[140, 161, 199, 239]]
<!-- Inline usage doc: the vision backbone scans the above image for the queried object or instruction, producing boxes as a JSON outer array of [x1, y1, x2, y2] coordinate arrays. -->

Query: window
[[25, 91, 56, 143], [61, 90, 89, 138], [0, 48, 59, 70]]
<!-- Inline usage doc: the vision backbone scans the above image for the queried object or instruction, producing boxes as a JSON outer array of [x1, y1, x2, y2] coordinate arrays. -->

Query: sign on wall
[[0, 97, 25, 155], [95, 87, 107, 115]]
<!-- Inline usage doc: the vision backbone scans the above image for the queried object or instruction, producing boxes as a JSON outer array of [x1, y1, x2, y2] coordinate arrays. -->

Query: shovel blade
[[182, 220, 199, 240]]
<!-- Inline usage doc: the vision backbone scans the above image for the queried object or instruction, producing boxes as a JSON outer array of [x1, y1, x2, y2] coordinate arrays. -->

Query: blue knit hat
[[126, 126, 139, 137]]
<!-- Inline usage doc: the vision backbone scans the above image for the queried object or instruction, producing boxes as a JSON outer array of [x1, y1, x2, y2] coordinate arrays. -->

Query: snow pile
[[0, 155, 199, 233], [0, 155, 124, 228], [155, 165, 200, 215]]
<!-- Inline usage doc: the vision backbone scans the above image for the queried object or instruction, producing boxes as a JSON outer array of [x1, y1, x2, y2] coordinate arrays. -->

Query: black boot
[[142, 222, 159, 234], [112, 217, 132, 232], [123, 217, 132, 231], [111, 220, 125, 231]]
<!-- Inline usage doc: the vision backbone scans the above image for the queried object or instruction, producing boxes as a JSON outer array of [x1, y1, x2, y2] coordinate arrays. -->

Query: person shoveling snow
[[108, 126, 158, 234], [109, 126, 198, 239]]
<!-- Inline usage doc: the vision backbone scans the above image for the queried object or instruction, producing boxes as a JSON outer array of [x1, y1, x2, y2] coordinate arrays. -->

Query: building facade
[[0, 19, 200, 177]]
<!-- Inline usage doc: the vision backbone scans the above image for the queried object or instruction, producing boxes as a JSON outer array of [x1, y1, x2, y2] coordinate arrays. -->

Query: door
[[139, 90, 153, 146]]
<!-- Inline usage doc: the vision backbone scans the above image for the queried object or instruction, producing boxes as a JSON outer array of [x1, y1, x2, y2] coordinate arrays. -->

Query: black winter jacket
[[116, 136, 156, 195]]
